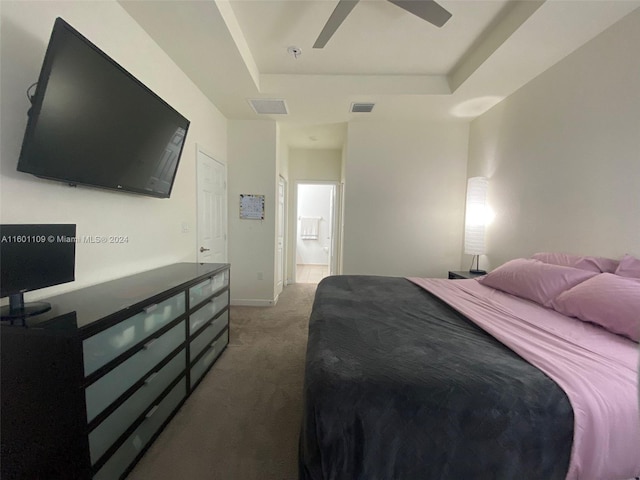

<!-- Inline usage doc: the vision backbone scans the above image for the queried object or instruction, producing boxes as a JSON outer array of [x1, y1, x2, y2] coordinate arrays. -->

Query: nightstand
[[448, 270, 487, 280]]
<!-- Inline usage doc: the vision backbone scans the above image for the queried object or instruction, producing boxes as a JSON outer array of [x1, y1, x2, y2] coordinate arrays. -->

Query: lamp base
[[468, 254, 486, 275]]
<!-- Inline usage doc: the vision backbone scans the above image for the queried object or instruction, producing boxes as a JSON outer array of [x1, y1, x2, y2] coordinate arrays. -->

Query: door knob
[[200, 247, 210, 253]]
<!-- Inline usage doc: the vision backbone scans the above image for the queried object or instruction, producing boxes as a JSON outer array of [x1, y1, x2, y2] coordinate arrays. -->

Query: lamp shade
[[464, 177, 488, 255]]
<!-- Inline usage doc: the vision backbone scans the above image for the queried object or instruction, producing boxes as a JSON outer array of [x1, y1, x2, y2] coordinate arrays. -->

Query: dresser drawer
[[190, 311, 228, 362], [93, 377, 186, 480], [189, 291, 228, 334], [189, 270, 229, 307], [85, 321, 185, 423], [88, 350, 186, 465], [190, 329, 228, 388], [83, 293, 185, 376]]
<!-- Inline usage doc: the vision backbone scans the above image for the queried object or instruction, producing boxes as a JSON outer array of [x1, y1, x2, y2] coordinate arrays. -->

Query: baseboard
[[231, 298, 277, 307]]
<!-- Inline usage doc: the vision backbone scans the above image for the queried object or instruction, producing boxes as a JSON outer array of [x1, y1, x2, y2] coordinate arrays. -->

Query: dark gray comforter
[[299, 275, 573, 480]]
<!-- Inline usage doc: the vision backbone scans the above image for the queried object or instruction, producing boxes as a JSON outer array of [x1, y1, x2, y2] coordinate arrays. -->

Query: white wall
[[227, 120, 277, 305], [0, 1, 227, 301], [343, 121, 469, 278], [296, 185, 333, 265], [467, 9, 640, 270], [288, 149, 342, 181], [277, 128, 289, 183]]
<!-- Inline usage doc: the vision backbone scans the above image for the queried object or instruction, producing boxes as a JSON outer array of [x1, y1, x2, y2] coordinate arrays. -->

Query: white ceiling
[[120, 0, 640, 149], [229, 0, 510, 75]]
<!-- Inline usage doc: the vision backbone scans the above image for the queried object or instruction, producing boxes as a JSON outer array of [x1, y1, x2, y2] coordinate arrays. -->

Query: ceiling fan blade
[[388, 0, 452, 27], [313, 0, 360, 49]]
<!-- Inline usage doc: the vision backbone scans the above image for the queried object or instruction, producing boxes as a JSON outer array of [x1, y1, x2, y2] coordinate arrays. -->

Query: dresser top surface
[[2, 263, 229, 334]]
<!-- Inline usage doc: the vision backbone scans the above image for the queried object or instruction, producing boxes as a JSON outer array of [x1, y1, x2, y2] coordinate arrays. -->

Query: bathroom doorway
[[295, 183, 339, 284]]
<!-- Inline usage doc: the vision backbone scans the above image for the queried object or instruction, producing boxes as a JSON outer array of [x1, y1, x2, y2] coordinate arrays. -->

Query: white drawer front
[[88, 350, 186, 465], [189, 292, 228, 334], [190, 329, 228, 388], [85, 321, 185, 423], [190, 311, 228, 362], [83, 293, 185, 377], [93, 378, 186, 480], [189, 270, 229, 307]]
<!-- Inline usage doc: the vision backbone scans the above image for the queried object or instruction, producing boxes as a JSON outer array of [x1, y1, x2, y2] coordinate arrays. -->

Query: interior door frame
[[276, 175, 287, 295], [293, 180, 342, 283], [196, 144, 227, 263]]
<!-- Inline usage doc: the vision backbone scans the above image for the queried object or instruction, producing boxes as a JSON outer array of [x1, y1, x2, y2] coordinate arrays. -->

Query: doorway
[[295, 183, 338, 284]]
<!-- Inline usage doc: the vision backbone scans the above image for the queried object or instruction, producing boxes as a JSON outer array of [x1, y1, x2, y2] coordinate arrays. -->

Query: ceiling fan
[[313, 0, 452, 48]]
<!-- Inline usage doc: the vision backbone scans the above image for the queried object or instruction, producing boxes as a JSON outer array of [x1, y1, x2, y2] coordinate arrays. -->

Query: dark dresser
[[1, 262, 230, 479]]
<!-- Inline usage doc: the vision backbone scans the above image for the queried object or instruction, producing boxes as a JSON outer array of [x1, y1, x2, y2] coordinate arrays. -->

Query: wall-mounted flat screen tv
[[17, 18, 190, 199]]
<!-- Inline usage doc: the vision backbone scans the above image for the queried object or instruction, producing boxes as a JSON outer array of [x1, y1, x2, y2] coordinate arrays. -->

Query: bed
[[299, 255, 640, 480]]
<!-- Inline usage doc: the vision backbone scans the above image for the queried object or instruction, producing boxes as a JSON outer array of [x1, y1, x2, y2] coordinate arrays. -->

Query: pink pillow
[[531, 252, 619, 273], [615, 254, 640, 279], [551, 273, 640, 342], [478, 258, 597, 307]]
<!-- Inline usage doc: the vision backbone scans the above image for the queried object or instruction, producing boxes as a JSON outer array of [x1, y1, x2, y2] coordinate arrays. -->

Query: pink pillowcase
[[531, 252, 619, 273], [615, 254, 640, 279], [478, 258, 597, 307], [551, 273, 640, 342]]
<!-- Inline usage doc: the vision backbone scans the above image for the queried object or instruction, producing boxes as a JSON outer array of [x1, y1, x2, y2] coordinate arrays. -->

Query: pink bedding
[[408, 277, 640, 480]]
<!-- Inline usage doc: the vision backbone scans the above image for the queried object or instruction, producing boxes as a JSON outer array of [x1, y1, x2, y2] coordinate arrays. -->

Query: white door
[[328, 185, 336, 275], [197, 147, 227, 263], [331, 183, 343, 275], [276, 176, 286, 295]]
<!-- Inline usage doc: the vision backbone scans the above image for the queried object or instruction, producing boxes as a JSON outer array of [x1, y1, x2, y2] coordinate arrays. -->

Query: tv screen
[[1, 224, 76, 320], [17, 18, 190, 199]]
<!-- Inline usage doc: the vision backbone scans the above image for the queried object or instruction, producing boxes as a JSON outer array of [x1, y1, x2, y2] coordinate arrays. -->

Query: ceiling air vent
[[350, 102, 375, 113], [248, 99, 288, 115]]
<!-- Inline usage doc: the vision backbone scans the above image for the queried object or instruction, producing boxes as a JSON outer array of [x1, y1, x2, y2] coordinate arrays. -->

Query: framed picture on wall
[[239, 194, 265, 220]]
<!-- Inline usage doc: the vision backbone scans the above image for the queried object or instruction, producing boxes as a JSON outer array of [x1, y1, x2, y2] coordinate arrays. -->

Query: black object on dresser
[[448, 270, 487, 280], [1, 262, 230, 480]]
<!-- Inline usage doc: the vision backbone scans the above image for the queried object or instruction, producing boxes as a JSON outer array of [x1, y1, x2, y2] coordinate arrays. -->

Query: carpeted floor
[[128, 283, 316, 480]]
